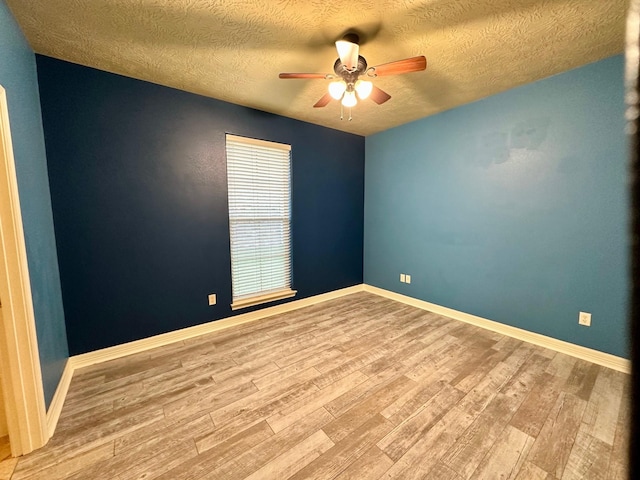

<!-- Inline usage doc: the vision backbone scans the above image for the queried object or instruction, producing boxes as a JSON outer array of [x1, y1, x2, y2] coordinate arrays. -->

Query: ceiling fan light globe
[[329, 81, 347, 100], [335, 40, 359, 71], [341, 90, 357, 107], [355, 80, 373, 99]]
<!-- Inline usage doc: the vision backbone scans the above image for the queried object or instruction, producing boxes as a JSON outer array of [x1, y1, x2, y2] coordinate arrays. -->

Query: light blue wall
[[0, 1, 68, 407], [365, 55, 629, 358]]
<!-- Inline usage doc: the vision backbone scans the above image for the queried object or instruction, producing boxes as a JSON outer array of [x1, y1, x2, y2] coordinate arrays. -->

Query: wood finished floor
[[5, 292, 630, 479]]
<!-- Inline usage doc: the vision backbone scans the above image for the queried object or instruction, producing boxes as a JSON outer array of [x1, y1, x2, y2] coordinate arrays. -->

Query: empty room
[[0, 0, 632, 479]]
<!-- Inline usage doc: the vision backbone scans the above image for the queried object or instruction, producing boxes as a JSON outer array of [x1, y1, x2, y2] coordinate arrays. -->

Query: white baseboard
[[363, 284, 631, 374], [45, 358, 74, 438], [71, 284, 364, 370]]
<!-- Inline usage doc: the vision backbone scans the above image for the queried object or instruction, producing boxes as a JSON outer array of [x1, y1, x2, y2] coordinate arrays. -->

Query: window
[[225, 134, 295, 310]]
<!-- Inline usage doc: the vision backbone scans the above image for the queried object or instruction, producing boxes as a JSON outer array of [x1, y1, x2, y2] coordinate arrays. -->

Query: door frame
[[0, 85, 48, 456]]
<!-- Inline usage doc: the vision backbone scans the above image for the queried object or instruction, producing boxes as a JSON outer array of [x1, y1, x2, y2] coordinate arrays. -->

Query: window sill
[[231, 289, 297, 311]]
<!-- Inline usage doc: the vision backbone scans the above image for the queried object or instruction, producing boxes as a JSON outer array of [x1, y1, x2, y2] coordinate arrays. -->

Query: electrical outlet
[[400, 273, 406, 283], [208, 293, 217, 306], [578, 311, 591, 326], [405, 274, 411, 284]]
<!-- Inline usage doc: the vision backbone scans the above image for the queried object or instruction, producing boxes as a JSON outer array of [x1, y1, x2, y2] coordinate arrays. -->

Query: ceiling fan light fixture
[[329, 80, 347, 100], [355, 80, 373, 99], [335, 39, 359, 71], [341, 90, 357, 107], [278, 31, 424, 117]]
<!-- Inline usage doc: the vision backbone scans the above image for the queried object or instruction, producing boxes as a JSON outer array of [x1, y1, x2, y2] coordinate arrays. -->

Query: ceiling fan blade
[[313, 93, 333, 108], [371, 56, 427, 77], [335, 33, 360, 71], [369, 85, 391, 105], [279, 73, 328, 79]]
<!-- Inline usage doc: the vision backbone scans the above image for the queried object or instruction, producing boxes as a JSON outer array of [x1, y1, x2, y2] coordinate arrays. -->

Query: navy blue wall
[[0, 2, 68, 408], [36, 56, 364, 355], [365, 55, 629, 358]]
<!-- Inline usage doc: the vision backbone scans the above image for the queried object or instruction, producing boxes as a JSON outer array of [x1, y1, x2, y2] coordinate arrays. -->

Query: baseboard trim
[[363, 284, 631, 374], [71, 284, 365, 370], [45, 358, 74, 438]]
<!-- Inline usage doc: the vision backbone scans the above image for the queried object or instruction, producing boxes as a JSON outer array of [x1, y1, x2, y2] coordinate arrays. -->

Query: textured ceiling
[[7, 0, 627, 136]]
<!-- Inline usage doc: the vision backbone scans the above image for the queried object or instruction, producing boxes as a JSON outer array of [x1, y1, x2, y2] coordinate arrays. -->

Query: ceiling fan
[[279, 33, 426, 120]]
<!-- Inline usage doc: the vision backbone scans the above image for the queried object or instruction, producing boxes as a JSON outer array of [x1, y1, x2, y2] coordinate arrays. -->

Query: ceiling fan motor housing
[[334, 55, 368, 84]]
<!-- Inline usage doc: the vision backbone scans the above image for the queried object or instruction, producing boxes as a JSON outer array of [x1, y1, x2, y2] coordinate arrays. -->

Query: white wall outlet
[[208, 293, 217, 306], [578, 311, 591, 326], [405, 274, 411, 284], [400, 273, 406, 283]]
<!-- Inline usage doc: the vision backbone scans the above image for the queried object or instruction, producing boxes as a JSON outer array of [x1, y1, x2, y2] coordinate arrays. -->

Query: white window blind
[[226, 134, 295, 310]]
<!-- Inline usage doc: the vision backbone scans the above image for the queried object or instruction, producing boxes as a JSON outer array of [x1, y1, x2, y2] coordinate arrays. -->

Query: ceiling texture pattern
[[6, 0, 627, 136]]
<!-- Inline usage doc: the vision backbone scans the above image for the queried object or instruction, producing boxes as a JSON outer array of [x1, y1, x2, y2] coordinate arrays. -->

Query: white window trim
[[226, 134, 295, 310], [231, 288, 297, 311]]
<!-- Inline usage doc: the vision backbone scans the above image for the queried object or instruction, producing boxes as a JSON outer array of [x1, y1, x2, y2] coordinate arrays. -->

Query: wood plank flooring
[[4, 292, 631, 479]]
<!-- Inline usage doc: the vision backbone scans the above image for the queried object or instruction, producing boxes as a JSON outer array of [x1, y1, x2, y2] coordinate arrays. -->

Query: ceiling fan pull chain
[[340, 103, 344, 121], [349, 107, 353, 121]]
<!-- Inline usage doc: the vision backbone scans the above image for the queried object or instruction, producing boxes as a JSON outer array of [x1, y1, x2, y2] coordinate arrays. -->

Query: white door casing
[[0, 84, 48, 456]]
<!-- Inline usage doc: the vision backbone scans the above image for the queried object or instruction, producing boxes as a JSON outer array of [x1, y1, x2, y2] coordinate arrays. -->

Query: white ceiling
[[7, 0, 627, 136]]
